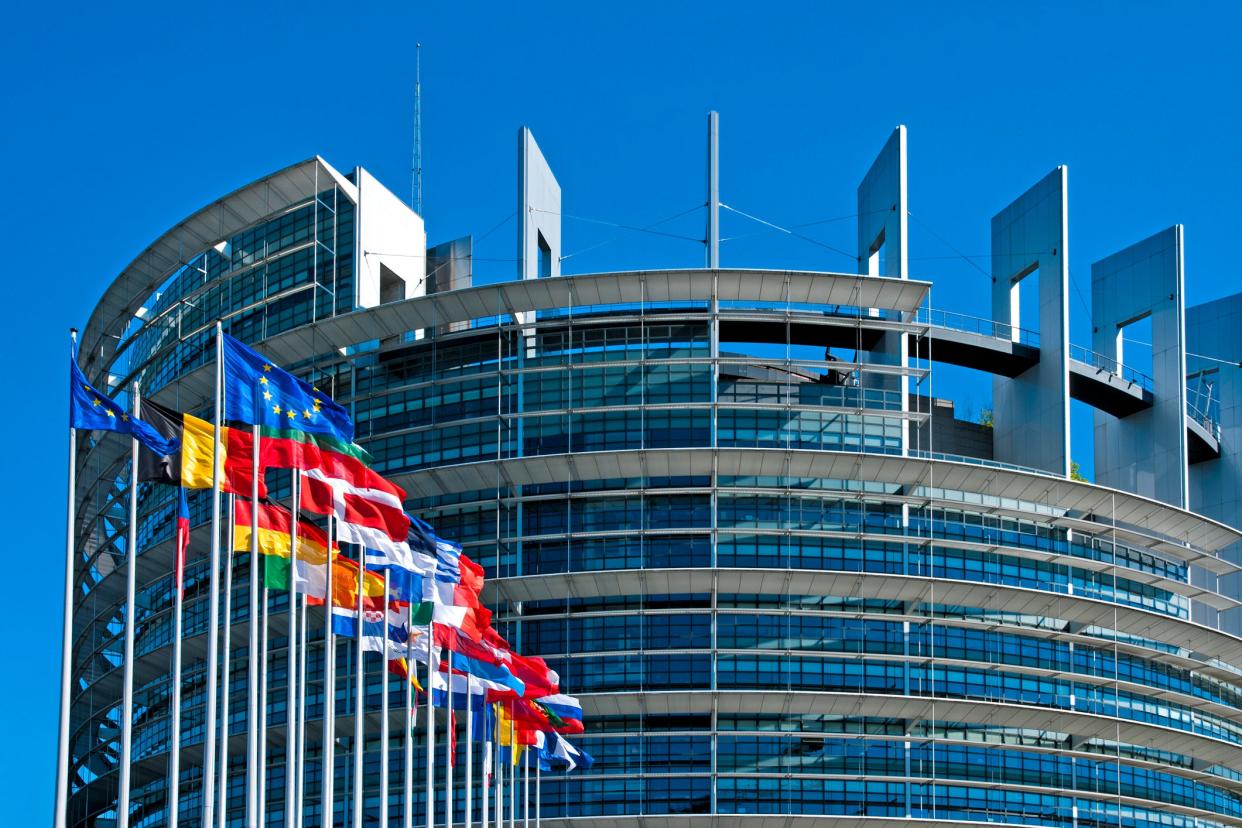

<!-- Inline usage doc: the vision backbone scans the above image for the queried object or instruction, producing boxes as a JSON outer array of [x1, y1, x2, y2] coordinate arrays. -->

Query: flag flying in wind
[[433, 602, 492, 643], [363, 519, 449, 605], [233, 498, 334, 597], [535, 694, 585, 734], [327, 556, 386, 616], [535, 731, 594, 773], [408, 516, 484, 607], [221, 332, 354, 442], [333, 600, 408, 654], [433, 625, 525, 696], [138, 399, 265, 496], [69, 348, 178, 455], [300, 468, 410, 541], [503, 652, 560, 699]]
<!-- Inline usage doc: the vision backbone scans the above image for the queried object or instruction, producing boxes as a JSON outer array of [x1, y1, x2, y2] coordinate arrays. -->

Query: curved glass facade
[[67, 167, 1242, 828]]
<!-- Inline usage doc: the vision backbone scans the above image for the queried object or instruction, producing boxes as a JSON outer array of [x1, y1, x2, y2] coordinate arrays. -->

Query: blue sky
[[5, 1, 1242, 821]]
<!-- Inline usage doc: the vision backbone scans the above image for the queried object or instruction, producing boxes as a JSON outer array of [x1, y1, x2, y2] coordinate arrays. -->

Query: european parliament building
[[66, 120, 1242, 828]]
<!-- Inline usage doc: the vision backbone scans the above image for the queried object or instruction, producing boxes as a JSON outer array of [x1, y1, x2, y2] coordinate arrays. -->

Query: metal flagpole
[[285, 474, 301, 828], [296, 589, 309, 828], [352, 545, 364, 828], [522, 743, 529, 828], [480, 718, 490, 828], [534, 761, 540, 828], [168, 485, 185, 828], [379, 576, 390, 828], [203, 321, 225, 828], [258, 581, 269, 824], [426, 620, 436, 828], [322, 515, 336, 828], [55, 330, 78, 828], [117, 383, 142, 828], [464, 675, 473, 828], [494, 714, 502, 828], [446, 648, 454, 828], [508, 716, 515, 828], [217, 496, 236, 828], [402, 612, 414, 828], [246, 421, 260, 826]]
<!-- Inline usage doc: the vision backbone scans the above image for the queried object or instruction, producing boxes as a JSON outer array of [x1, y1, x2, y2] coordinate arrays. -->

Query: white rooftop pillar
[[1092, 226, 1188, 507], [991, 167, 1071, 476], [707, 111, 719, 269], [857, 126, 909, 452]]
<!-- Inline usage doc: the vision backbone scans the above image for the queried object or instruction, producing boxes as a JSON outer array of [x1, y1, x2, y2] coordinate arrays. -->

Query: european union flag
[[221, 332, 354, 442], [69, 347, 179, 456]]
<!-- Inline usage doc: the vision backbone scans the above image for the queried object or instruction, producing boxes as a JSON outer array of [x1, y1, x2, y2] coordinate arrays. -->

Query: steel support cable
[[906, 211, 993, 281], [533, 204, 707, 264], [718, 202, 855, 263], [909, 208, 1093, 325], [719, 207, 894, 244]]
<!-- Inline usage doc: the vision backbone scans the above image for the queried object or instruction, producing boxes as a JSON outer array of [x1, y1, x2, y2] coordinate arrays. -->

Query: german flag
[[233, 498, 334, 595], [138, 399, 263, 497]]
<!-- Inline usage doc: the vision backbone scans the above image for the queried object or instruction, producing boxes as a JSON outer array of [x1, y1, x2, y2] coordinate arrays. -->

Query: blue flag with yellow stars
[[221, 332, 354, 442], [69, 346, 179, 455]]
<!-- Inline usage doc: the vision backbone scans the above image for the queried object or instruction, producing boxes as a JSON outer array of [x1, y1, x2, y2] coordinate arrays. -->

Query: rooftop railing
[[908, 448, 1053, 476], [1067, 343, 1155, 394], [1187, 381, 1222, 441], [917, 308, 1040, 349]]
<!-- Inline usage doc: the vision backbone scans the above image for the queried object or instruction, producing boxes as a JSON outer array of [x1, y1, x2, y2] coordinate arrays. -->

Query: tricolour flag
[[432, 602, 492, 643], [326, 556, 386, 614], [535, 694, 584, 734], [332, 600, 407, 654], [139, 399, 264, 497], [233, 498, 334, 597]]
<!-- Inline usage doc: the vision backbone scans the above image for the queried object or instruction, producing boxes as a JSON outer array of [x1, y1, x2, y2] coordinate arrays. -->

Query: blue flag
[[69, 346, 179, 456], [221, 332, 354, 442]]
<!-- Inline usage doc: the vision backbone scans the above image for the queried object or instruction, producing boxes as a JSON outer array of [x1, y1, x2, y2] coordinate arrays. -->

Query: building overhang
[[389, 447, 1242, 554], [79, 156, 356, 382]]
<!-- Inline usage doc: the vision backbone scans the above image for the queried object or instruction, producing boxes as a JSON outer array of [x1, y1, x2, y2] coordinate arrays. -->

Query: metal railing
[[1187, 380, 1222, 441], [917, 308, 1040, 349], [909, 449, 1052, 476], [1067, 343, 1154, 394]]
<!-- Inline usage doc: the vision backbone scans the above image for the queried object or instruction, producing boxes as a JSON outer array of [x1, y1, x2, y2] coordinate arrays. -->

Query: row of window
[[126, 194, 354, 395], [521, 614, 1242, 713], [351, 369, 908, 440], [364, 407, 908, 474]]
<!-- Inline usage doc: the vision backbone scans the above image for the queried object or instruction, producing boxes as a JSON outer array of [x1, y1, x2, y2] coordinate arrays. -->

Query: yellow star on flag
[[92, 398, 102, 407], [302, 409, 312, 419], [105, 408, 116, 418], [263, 390, 272, 401], [286, 409, 296, 420], [259, 376, 268, 385], [121, 414, 129, 422], [263, 364, 272, 372], [273, 404, 281, 415]]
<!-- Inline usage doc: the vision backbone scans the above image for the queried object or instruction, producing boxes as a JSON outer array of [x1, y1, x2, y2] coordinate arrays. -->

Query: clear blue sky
[[5, 2, 1241, 821]]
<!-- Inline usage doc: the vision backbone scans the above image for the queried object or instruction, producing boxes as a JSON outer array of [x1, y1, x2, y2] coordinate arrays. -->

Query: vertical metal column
[[118, 384, 141, 828], [707, 111, 720, 269]]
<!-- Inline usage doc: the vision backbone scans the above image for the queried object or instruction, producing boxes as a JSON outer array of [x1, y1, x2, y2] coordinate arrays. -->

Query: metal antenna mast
[[412, 43, 423, 215]]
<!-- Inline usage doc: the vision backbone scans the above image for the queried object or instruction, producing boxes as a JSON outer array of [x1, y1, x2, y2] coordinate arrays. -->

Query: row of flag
[[69, 331, 592, 774]]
